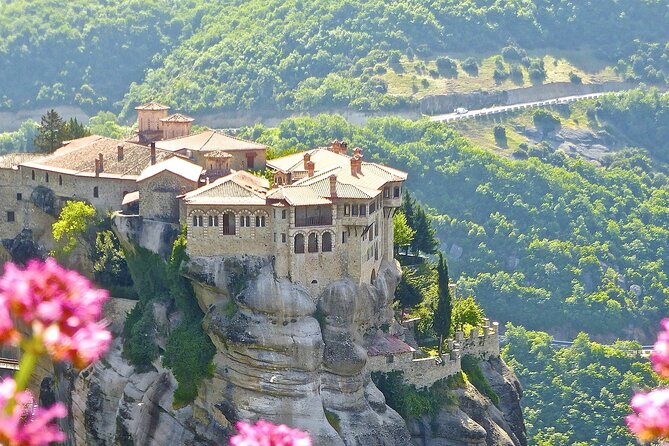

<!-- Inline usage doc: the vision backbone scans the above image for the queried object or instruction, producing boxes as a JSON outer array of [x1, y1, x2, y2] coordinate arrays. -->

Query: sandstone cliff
[[63, 216, 527, 445]]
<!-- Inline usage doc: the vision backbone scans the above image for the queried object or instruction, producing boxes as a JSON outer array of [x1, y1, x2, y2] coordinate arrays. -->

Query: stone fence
[[368, 319, 500, 389]]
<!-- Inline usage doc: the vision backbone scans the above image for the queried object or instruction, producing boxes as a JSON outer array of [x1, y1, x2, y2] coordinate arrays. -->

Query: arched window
[[371, 269, 377, 284], [308, 233, 318, 253], [294, 234, 305, 253], [322, 232, 332, 252]]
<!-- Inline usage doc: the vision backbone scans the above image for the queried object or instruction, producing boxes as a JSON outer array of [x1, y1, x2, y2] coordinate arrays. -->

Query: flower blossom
[[230, 420, 312, 446], [627, 388, 669, 443], [0, 378, 66, 446], [651, 318, 669, 379], [0, 258, 111, 368]]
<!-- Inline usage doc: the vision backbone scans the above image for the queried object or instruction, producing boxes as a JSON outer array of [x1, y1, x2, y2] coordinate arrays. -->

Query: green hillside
[[1, 0, 668, 115]]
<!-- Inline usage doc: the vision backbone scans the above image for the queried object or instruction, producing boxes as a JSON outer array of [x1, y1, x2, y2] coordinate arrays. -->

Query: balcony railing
[[295, 216, 333, 227]]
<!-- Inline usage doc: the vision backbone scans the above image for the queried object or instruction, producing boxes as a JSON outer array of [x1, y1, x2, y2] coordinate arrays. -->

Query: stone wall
[[368, 319, 500, 389], [139, 172, 197, 222]]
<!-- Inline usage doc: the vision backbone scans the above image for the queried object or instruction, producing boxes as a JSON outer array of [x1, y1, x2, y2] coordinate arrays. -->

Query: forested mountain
[[1, 0, 668, 115]]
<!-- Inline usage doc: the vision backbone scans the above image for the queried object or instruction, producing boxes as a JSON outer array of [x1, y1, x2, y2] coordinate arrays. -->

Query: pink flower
[[651, 319, 669, 378], [0, 378, 66, 446], [627, 388, 669, 443], [0, 258, 111, 368], [230, 420, 312, 446]]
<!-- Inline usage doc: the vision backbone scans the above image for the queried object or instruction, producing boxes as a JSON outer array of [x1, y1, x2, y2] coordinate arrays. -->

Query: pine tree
[[411, 207, 438, 255], [401, 190, 416, 230], [34, 109, 65, 153], [63, 117, 91, 140], [433, 252, 452, 359]]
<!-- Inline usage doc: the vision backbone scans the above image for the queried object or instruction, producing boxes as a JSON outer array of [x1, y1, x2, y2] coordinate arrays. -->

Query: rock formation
[[62, 216, 527, 445]]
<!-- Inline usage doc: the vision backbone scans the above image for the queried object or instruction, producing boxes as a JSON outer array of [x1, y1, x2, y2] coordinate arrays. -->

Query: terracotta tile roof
[[266, 186, 332, 206], [122, 191, 139, 205], [367, 335, 416, 357], [136, 156, 203, 183], [20, 135, 172, 178], [155, 130, 266, 153], [135, 101, 170, 111], [184, 170, 269, 206], [266, 148, 347, 173], [160, 113, 194, 123]]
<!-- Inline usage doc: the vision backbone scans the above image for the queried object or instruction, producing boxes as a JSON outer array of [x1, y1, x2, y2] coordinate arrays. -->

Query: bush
[[528, 58, 546, 83], [461, 355, 499, 406], [501, 45, 527, 62], [509, 65, 524, 83], [371, 371, 456, 419], [123, 303, 159, 370], [461, 57, 479, 76], [435, 56, 458, 77], [569, 71, 582, 84], [493, 125, 507, 146], [533, 109, 561, 135], [493, 67, 509, 83]]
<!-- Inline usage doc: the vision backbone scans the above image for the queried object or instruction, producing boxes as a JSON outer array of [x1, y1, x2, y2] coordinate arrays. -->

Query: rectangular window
[[370, 202, 376, 214], [16, 193, 22, 201], [375, 220, 379, 237], [351, 205, 358, 216], [274, 233, 277, 242], [256, 216, 266, 227], [342, 231, 347, 244], [45, 173, 49, 183], [31, 170, 35, 180], [384, 187, 390, 198], [344, 205, 350, 216], [93, 186, 99, 198], [281, 233, 287, 243], [359, 205, 367, 216], [7, 211, 14, 223], [282, 209, 287, 219], [59, 175, 63, 186], [394, 186, 400, 198]]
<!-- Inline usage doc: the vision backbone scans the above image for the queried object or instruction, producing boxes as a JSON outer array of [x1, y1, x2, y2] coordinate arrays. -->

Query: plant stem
[[14, 348, 38, 392]]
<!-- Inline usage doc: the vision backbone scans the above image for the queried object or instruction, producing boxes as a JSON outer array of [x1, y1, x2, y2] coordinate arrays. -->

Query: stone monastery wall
[[368, 320, 500, 389]]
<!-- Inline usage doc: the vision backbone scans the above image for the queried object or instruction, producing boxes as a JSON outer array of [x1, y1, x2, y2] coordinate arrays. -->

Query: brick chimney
[[340, 141, 348, 155], [307, 160, 315, 177], [98, 153, 104, 172], [353, 147, 362, 158], [94, 159, 100, 177], [150, 142, 156, 165], [117, 144, 124, 161], [329, 174, 337, 197], [303, 152, 311, 169], [331, 140, 340, 153], [350, 155, 361, 176]]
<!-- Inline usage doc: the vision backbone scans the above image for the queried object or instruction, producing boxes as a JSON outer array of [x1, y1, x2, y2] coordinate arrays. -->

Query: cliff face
[[65, 216, 526, 445]]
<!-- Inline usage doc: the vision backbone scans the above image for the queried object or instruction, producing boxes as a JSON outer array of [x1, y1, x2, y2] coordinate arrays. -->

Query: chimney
[[303, 152, 311, 169], [150, 142, 156, 165], [307, 160, 315, 177], [329, 174, 337, 197], [117, 144, 124, 161], [94, 159, 100, 177], [331, 140, 340, 153], [98, 153, 104, 172], [350, 155, 360, 176], [340, 141, 348, 155], [353, 147, 362, 158]]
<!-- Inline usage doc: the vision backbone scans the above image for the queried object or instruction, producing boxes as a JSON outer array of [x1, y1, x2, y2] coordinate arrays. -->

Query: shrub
[[461, 355, 499, 406], [533, 109, 561, 135], [501, 45, 527, 62], [493, 68, 509, 83], [493, 125, 507, 146], [461, 58, 479, 76], [528, 58, 547, 83], [569, 71, 583, 84], [435, 56, 458, 77], [509, 65, 524, 83]]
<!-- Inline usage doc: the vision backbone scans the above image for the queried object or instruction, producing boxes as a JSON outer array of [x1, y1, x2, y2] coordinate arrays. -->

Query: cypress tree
[[433, 252, 452, 358], [34, 109, 65, 153]]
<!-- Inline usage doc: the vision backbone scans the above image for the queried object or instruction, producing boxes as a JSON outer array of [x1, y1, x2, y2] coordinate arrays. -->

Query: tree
[[433, 252, 452, 358], [393, 211, 415, 255], [63, 117, 90, 140], [533, 109, 561, 137], [51, 200, 96, 260], [451, 296, 485, 332], [411, 207, 437, 255], [493, 125, 507, 146], [34, 109, 66, 153]]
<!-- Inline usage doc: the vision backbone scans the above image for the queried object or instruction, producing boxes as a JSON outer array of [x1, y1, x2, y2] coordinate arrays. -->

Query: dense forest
[[1, 0, 668, 114], [502, 324, 657, 445]]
